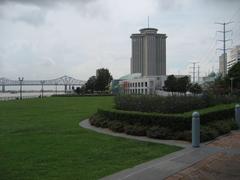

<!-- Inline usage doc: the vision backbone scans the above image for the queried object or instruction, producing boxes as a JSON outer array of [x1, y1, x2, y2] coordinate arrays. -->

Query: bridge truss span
[[0, 75, 86, 92], [0, 75, 86, 86]]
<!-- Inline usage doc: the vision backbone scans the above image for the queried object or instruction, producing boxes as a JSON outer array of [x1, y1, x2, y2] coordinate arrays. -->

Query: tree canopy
[[85, 76, 96, 93], [164, 75, 190, 95], [84, 68, 113, 93], [95, 68, 113, 91], [189, 83, 202, 95], [228, 62, 240, 90]]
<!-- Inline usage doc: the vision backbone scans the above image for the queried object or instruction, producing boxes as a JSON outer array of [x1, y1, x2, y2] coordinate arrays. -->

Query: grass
[[0, 96, 181, 180]]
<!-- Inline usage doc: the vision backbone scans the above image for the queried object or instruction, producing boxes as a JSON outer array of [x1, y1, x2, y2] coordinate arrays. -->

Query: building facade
[[227, 45, 240, 71], [130, 28, 167, 76], [219, 53, 227, 77], [119, 74, 166, 95]]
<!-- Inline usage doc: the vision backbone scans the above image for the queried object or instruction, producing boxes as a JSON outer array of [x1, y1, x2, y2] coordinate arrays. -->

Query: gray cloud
[[0, 0, 103, 26], [0, 0, 96, 8], [0, 0, 240, 80], [12, 9, 46, 26]]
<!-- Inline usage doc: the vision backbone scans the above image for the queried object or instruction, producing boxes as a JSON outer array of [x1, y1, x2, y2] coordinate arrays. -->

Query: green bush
[[124, 124, 148, 136], [89, 114, 105, 127], [146, 126, 173, 139], [200, 126, 219, 142], [90, 104, 238, 142], [97, 108, 190, 131], [114, 95, 237, 114], [174, 131, 192, 141], [230, 120, 239, 130], [108, 121, 124, 132], [208, 120, 232, 135], [97, 104, 235, 131]]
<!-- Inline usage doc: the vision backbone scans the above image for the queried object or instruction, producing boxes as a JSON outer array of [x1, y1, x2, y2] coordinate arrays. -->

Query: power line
[[197, 65, 200, 83]]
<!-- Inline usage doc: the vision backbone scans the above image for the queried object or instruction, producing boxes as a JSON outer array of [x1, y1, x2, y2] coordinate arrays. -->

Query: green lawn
[[0, 96, 181, 180]]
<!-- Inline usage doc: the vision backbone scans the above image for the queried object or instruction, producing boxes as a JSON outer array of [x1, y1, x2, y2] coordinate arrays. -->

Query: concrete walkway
[[79, 119, 240, 180]]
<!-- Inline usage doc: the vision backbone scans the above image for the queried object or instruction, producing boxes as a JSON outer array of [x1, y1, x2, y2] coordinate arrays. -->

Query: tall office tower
[[227, 45, 240, 71], [219, 53, 227, 76], [130, 28, 167, 76]]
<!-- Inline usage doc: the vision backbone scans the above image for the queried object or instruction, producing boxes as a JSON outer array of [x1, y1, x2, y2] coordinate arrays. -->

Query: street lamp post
[[40, 80, 45, 98], [18, 77, 24, 100]]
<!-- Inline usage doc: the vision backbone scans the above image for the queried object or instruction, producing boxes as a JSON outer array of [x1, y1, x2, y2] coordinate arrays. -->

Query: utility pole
[[215, 22, 233, 76], [147, 16, 150, 28], [197, 65, 200, 83], [190, 62, 199, 83]]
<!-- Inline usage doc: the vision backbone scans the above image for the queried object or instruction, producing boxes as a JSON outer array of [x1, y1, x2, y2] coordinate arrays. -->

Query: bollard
[[192, 112, 200, 148], [235, 104, 240, 129]]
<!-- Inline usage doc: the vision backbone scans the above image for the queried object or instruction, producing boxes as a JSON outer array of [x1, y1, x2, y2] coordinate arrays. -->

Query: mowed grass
[[0, 96, 181, 180]]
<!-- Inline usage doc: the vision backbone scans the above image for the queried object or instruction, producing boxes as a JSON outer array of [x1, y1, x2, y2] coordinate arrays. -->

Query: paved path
[[167, 132, 240, 180], [79, 119, 240, 180]]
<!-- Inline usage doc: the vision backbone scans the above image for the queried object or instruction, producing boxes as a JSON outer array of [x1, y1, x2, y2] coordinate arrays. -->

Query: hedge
[[114, 95, 237, 114], [97, 103, 235, 131]]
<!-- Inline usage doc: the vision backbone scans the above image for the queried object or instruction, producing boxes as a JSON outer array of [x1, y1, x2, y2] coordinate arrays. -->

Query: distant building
[[219, 53, 227, 77], [112, 27, 190, 95], [227, 45, 240, 72], [202, 72, 217, 83], [130, 28, 167, 76], [118, 73, 166, 95]]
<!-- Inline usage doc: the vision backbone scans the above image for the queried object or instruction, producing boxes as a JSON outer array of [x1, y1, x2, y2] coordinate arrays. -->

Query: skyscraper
[[130, 28, 167, 76], [219, 53, 227, 76]]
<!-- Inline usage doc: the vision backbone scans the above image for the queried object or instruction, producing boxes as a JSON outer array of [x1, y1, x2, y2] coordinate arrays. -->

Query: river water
[[0, 85, 70, 100]]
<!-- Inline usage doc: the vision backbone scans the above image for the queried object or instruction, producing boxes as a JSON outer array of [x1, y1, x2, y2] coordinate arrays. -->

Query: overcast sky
[[0, 0, 240, 80]]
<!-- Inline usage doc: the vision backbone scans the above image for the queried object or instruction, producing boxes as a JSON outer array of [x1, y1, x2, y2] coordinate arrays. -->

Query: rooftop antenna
[[148, 16, 149, 28]]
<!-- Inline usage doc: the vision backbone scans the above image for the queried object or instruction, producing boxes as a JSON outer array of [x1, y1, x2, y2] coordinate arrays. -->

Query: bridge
[[0, 75, 86, 92]]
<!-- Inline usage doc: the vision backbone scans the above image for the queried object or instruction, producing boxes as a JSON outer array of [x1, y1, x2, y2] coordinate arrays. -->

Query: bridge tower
[[1, 85, 5, 92]]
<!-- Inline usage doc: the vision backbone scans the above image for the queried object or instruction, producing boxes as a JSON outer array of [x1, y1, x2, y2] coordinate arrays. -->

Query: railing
[[0, 95, 41, 101]]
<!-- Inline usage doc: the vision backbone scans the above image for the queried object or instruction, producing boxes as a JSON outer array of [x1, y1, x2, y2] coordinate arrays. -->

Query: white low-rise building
[[118, 73, 166, 95]]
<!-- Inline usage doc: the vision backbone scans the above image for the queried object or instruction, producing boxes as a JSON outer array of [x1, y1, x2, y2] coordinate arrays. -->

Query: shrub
[[108, 121, 124, 132], [124, 124, 148, 136], [200, 126, 219, 142], [198, 105, 235, 125], [208, 120, 232, 135], [230, 120, 239, 130], [174, 131, 192, 141], [114, 95, 238, 114], [146, 126, 173, 139], [97, 108, 191, 131], [89, 114, 104, 127], [97, 104, 235, 131]]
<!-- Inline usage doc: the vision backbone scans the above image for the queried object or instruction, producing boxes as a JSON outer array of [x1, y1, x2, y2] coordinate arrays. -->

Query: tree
[[189, 83, 202, 95], [176, 76, 190, 95], [95, 68, 113, 91], [164, 75, 177, 95], [203, 74, 229, 95], [75, 85, 86, 95], [75, 87, 81, 95], [85, 76, 96, 93], [228, 62, 240, 90], [164, 75, 190, 95]]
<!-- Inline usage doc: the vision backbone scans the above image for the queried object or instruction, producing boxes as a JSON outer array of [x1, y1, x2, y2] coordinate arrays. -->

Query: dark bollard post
[[235, 104, 240, 129], [192, 112, 200, 148]]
